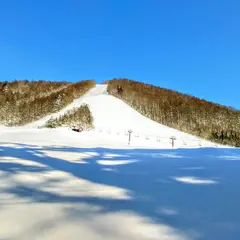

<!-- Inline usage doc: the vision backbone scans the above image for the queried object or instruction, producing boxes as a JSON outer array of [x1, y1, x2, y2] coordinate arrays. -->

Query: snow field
[[0, 129, 240, 239]]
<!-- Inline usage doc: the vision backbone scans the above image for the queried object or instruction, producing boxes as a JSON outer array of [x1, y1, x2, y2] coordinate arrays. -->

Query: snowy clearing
[[0, 127, 240, 240]]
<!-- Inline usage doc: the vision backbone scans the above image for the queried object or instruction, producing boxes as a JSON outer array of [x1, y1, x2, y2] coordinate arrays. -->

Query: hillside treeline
[[0, 80, 95, 126], [107, 78, 240, 147], [45, 104, 94, 130]]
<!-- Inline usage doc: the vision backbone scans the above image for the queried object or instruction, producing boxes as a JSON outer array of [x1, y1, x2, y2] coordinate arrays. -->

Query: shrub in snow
[[45, 117, 58, 128]]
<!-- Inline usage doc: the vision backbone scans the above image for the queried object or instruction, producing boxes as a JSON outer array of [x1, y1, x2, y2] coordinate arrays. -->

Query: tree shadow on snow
[[0, 142, 240, 239]]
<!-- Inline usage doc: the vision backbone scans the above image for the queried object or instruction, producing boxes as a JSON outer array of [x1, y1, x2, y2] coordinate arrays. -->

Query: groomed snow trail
[[26, 84, 218, 147]]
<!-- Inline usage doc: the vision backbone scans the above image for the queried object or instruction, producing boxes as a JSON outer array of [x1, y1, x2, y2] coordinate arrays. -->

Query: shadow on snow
[[0, 142, 240, 239]]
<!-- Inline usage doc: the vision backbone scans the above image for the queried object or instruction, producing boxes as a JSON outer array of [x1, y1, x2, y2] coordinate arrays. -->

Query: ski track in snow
[[0, 85, 239, 240]]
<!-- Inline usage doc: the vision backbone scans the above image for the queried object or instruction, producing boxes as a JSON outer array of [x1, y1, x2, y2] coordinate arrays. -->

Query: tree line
[[0, 80, 95, 126], [107, 78, 240, 147], [45, 104, 94, 130]]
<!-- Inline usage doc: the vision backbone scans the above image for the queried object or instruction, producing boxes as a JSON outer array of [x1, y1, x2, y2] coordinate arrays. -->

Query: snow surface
[[1, 127, 240, 240], [0, 85, 239, 239]]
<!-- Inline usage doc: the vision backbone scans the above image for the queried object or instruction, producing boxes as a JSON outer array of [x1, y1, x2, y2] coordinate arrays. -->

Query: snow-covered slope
[[83, 86, 192, 137], [0, 127, 239, 240], [26, 84, 217, 147]]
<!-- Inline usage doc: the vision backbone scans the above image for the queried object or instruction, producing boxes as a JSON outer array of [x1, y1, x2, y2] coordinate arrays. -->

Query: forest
[[45, 104, 94, 130], [0, 80, 95, 126], [107, 78, 240, 147]]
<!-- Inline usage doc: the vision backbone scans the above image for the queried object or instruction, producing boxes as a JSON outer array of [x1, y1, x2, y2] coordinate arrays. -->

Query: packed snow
[[0, 85, 239, 239]]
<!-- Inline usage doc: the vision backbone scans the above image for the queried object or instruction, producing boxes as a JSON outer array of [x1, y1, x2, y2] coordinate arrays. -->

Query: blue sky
[[0, 0, 239, 108]]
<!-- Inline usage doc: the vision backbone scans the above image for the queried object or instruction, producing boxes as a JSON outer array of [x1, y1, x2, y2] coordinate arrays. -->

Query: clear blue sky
[[0, 0, 239, 108]]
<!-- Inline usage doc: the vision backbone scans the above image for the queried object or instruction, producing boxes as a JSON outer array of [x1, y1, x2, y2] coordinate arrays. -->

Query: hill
[[106, 78, 240, 147], [1, 78, 239, 147], [26, 84, 222, 149]]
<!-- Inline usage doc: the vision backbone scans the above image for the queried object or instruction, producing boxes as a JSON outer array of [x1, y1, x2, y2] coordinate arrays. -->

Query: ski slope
[[1, 84, 238, 239], [0, 126, 240, 240], [27, 84, 219, 148]]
